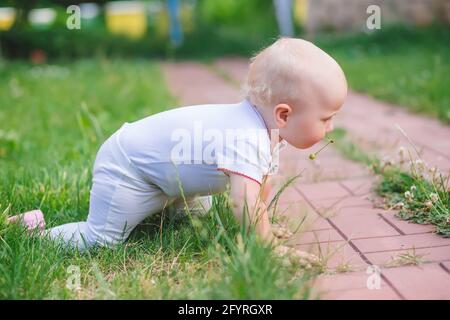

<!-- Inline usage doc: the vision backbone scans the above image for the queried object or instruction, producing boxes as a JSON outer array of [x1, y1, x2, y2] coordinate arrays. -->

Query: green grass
[[316, 24, 450, 123], [0, 60, 314, 299], [377, 167, 450, 237], [329, 128, 450, 237]]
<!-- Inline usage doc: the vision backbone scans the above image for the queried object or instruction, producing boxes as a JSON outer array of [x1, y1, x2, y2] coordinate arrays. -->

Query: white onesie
[[118, 98, 275, 195], [48, 99, 283, 250]]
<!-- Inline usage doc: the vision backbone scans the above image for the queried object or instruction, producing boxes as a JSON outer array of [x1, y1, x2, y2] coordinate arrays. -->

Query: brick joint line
[[377, 213, 406, 235], [338, 182, 355, 196], [362, 244, 450, 254], [439, 262, 450, 275], [326, 217, 406, 300]]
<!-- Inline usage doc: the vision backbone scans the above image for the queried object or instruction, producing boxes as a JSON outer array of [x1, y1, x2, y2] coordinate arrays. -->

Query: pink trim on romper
[[217, 168, 262, 186]]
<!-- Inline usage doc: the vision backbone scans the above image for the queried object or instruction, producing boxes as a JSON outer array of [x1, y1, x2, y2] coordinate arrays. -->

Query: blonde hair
[[242, 37, 329, 109]]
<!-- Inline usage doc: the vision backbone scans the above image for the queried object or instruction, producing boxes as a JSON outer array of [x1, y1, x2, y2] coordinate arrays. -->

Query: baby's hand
[[272, 223, 293, 240], [274, 245, 320, 269]]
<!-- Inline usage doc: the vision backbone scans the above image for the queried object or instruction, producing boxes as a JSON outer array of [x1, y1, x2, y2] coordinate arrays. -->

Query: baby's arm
[[227, 173, 321, 268], [228, 173, 275, 243]]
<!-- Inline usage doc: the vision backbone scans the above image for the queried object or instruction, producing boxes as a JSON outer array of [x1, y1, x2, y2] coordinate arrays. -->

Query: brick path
[[162, 59, 450, 300]]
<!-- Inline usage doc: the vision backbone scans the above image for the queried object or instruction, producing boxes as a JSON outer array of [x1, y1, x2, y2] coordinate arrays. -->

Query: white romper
[[48, 99, 282, 249]]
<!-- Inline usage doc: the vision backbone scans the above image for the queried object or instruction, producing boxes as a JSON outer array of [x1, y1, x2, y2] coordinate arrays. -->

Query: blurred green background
[[1, 1, 449, 185], [0, 0, 281, 59], [1, 0, 448, 122]]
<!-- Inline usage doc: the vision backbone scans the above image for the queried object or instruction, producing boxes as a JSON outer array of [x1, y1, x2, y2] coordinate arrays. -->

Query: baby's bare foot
[[7, 209, 46, 231]]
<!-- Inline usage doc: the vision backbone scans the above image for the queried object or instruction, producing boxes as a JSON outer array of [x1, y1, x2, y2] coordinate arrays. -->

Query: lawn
[[0, 60, 314, 299], [316, 24, 450, 124]]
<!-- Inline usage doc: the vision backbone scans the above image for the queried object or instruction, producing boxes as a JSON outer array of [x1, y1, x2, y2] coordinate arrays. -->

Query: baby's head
[[243, 37, 347, 149]]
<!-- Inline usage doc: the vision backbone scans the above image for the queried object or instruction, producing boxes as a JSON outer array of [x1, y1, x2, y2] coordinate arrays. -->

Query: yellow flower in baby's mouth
[[308, 139, 334, 161]]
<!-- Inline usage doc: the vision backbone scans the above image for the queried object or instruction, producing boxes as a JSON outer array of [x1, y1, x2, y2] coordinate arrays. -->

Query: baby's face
[[275, 86, 346, 149], [288, 101, 341, 149], [251, 38, 348, 149]]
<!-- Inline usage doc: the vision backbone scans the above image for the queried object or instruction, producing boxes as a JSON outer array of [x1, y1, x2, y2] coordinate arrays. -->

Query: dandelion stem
[[308, 139, 335, 160]]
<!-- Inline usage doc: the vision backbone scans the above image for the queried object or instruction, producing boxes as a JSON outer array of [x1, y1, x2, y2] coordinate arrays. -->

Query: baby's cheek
[[307, 124, 324, 142], [308, 134, 323, 147], [294, 120, 322, 148], [300, 132, 321, 149]]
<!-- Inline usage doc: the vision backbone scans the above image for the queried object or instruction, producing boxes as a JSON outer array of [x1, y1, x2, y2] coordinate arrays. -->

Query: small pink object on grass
[[7, 209, 46, 231]]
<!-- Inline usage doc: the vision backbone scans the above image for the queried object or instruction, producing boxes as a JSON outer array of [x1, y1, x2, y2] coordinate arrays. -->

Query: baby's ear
[[274, 103, 292, 128]]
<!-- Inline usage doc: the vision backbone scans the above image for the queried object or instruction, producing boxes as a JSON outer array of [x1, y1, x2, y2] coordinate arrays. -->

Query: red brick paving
[[319, 286, 402, 300], [330, 211, 401, 239], [308, 195, 375, 214], [296, 241, 368, 271], [313, 271, 402, 300], [365, 246, 450, 266], [297, 181, 352, 200], [162, 58, 450, 300], [380, 211, 436, 235], [288, 228, 345, 245], [441, 261, 450, 272], [352, 233, 450, 253], [382, 264, 450, 300]]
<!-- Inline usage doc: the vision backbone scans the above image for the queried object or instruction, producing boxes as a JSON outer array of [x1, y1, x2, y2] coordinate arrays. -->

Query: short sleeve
[[216, 135, 271, 185]]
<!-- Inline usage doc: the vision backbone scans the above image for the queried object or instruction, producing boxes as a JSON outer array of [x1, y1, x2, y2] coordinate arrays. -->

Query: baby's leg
[[47, 175, 170, 250], [47, 130, 171, 250]]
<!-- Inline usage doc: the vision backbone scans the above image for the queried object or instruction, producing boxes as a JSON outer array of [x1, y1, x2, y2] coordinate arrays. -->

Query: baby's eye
[[321, 115, 335, 122]]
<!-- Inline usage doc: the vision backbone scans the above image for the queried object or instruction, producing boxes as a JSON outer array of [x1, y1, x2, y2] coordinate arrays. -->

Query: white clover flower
[[404, 191, 414, 202], [404, 191, 413, 198], [395, 202, 405, 209], [410, 185, 417, 192]]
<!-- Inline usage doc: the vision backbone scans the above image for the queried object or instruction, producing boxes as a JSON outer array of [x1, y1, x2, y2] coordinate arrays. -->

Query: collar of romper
[[244, 99, 288, 151]]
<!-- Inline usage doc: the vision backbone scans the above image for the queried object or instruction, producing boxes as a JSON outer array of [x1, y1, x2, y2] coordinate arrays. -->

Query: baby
[[9, 37, 347, 255]]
